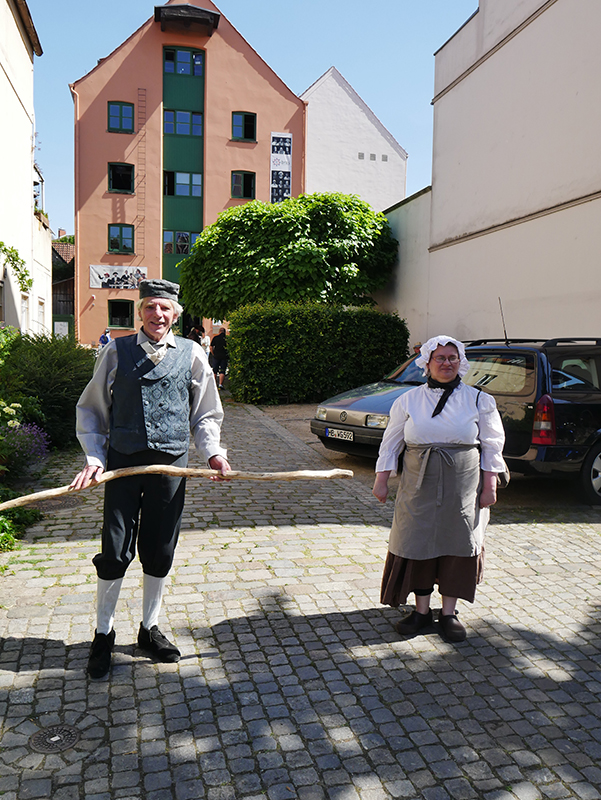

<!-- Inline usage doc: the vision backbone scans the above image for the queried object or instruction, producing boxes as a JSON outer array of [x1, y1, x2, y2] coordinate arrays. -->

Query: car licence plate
[[326, 428, 354, 441]]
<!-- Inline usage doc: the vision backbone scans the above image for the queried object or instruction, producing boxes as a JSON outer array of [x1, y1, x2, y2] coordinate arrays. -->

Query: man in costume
[[71, 279, 230, 679]]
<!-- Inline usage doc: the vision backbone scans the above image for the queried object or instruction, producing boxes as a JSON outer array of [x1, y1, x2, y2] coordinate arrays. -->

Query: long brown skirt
[[380, 549, 485, 606]]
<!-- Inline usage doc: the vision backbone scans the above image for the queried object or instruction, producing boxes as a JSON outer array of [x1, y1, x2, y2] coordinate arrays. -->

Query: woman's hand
[[479, 471, 497, 508], [372, 471, 391, 503], [70, 464, 104, 491]]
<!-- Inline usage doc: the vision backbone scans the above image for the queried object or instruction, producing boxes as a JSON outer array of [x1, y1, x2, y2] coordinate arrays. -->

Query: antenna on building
[[498, 297, 509, 346]]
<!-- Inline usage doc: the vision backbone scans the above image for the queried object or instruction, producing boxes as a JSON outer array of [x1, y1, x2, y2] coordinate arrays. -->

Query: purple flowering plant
[[0, 400, 50, 480]]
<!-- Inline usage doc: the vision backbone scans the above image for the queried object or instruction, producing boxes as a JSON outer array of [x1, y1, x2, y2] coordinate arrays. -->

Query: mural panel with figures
[[270, 132, 292, 203], [90, 265, 147, 289]]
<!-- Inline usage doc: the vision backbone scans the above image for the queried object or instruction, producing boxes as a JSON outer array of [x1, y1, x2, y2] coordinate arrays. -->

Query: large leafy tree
[[179, 193, 398, 319]]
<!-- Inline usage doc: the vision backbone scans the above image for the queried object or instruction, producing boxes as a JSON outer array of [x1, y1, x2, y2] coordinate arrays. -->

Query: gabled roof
[[301, 66, 408, 160], [71, 0, 301, 103], [52, 242, 75, 265]]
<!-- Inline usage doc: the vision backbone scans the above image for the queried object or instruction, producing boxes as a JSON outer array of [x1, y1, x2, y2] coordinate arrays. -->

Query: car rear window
[[552, 356, 601, 391], [463, 353, 536, 396]]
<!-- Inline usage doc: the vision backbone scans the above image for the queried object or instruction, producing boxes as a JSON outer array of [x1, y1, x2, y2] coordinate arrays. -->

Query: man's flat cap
[[139, 279, 180, 301]]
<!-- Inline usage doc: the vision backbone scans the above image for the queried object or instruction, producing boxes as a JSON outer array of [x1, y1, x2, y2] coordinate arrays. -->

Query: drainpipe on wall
[[69, 82, 80, 342], [301, 100, 307, 195]]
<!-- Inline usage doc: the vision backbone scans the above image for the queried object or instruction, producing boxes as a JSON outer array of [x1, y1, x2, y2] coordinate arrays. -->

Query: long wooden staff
[[0, 466, 354, 512]]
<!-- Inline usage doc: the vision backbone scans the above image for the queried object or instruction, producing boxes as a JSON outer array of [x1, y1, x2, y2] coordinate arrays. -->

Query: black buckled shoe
[[138, 624, 181, 663], [439, 613, 467, 642], [87, 629, 116, 679], [394, 609, 433, 635]]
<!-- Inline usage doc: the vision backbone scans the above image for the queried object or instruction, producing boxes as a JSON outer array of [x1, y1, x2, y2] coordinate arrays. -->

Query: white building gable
[[382, 0, 601, 343], [301, 67, 407, 212], [0, 0, 51, 334]]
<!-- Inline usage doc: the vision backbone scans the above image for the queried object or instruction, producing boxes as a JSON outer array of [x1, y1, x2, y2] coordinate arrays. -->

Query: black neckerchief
[[427, 374, 461, 417]]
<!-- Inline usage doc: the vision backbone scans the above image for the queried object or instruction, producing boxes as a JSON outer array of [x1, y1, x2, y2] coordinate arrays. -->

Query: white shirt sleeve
[[189, 343, 228, 462], [476, 390, 506, 472], [76, 341, 118, 469], [375, 394, 409, 476]]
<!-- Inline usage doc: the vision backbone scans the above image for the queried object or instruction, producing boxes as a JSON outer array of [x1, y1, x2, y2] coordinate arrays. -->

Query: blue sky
[[27, 0, 477, 235]]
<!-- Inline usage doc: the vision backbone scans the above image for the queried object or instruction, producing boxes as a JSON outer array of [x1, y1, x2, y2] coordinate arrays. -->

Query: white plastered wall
[[379, 0, 601, 342], [427, 196, 601, 341], [431, 0, 601, 245], [378, 188, 431, 346], [302, 68, 407, 212], [0, 0, 48, 332]]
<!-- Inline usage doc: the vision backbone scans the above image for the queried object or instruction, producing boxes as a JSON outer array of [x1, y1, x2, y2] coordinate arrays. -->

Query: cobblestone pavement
[[2, 400, 601, 800]]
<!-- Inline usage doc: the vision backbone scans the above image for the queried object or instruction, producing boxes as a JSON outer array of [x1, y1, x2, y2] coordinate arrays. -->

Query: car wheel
[[581, 442, 601, 504]]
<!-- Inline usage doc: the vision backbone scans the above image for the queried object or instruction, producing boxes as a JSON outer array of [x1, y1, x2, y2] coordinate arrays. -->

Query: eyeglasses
[[431, 355, 460, 364]]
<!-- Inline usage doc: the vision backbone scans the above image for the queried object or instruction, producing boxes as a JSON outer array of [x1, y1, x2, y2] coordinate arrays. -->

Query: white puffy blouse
[[375, 382, 506, 477]]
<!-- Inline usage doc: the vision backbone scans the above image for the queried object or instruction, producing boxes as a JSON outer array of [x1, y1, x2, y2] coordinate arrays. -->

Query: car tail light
[[532, 394, 556, 445]]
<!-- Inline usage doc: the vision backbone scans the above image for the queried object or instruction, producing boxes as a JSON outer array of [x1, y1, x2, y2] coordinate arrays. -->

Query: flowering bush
[[0, 333, 94, 446], [0, 423, 50, 479], [0, 400, 50, 480]]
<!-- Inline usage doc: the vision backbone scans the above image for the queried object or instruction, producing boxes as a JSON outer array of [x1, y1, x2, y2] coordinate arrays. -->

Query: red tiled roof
[[52, 242, 75, 263]]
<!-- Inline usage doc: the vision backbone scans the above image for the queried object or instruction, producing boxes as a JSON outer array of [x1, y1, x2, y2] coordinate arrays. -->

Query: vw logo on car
[[340, 412, 347, 422]]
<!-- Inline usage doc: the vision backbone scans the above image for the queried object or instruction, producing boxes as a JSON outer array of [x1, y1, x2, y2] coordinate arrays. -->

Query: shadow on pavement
[[2, 593, 601, 798]]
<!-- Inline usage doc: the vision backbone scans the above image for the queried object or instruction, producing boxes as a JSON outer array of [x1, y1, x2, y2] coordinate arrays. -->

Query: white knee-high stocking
[[96, 577, 123, 635], [142, 574, 167, 630]]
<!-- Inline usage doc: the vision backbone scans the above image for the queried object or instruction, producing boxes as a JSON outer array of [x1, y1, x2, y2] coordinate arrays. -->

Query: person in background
[[372, 335, 505, 642], [187, 326, 201, 345], [98, 328, 112, 349], [71, 279, 231, 679], [199, 326, 211, 357], [210, 326, 229, 390]]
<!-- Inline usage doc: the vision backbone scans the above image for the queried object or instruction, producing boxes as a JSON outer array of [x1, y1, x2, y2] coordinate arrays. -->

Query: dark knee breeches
[[92, 448, 188, 581]]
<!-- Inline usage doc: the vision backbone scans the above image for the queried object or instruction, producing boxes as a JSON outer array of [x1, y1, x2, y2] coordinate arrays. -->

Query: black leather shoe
[[87, 630, 115, 679], [138, 624, 180, 663], [394, 609, 433, 635], [439, 613, 467, 642]]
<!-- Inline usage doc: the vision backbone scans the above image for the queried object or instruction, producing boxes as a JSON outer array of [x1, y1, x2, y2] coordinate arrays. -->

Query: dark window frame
[[107, 101, 135, 133], [164, 47, 204, 77], [108, 299, 134, 329], [108, 224, 135, 254], [231, 171, 255, 200], [108, 163, 135, 194], [163, 109, 203, 137], [163, 230, 201, 255], [163, 171, 202, 197], [231, 112, 257, 142]]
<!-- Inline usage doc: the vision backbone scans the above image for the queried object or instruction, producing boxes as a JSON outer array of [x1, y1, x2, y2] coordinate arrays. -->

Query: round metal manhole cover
[[29, 725, 80, 753], [31, 495, 83, 512]]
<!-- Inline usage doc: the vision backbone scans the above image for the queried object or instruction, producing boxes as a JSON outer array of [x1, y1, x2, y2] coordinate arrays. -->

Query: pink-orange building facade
[[71, 1, 305, 346]]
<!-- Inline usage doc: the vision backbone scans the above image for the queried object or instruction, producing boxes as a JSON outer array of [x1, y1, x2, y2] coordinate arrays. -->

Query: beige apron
[[389, 443, 489, 560]]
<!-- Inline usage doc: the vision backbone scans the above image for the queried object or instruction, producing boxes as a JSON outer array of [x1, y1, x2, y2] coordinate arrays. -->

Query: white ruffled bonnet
[[414, 335, 470, 377]]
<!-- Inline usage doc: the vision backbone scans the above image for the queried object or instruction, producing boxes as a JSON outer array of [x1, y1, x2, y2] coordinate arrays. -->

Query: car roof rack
[[465, 338, 547, 346], [541, 337, 601, 347], [465, 337, 601, 347]]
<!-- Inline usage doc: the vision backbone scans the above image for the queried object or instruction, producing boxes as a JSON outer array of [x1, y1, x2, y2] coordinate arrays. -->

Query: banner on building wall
[[89, 265, 147, 289], [270, 132, 292, 203]]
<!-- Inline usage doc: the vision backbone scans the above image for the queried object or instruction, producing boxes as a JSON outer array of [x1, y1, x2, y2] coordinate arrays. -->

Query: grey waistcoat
[[110, 335, 194, 456]]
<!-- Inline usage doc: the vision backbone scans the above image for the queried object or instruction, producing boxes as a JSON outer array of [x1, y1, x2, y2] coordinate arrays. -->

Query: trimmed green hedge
[[228, 302, 410, 405], [0, 334, 95, 447]]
